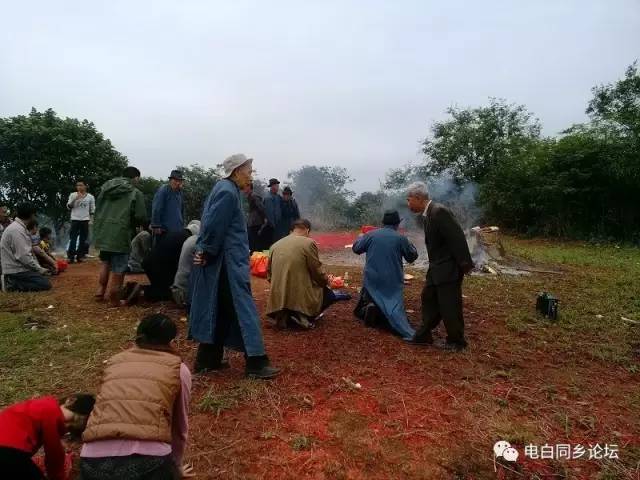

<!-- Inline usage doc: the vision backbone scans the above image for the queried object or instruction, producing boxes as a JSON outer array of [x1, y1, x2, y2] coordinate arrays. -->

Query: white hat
[[223, 153, 253, 178], [186, 220, 201, 236]]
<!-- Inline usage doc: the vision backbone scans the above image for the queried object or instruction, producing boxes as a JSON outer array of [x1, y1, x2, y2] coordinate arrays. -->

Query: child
[[0, 394, 96, 480], [80, 314, 195, 479], [29, 222, 57, 274]]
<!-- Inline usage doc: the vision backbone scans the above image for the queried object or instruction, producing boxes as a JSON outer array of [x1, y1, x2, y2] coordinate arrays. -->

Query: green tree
[[288, 165, 354, 229], [587, 61, 640, 135], [421, 98, 541, 183], [0, 108, 128, 229], [176, 164, 221, 222], [137, 176, 164, 220]]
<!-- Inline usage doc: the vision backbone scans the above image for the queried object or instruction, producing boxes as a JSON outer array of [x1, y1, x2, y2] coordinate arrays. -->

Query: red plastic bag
[[34, 452, 73, 480], [56, 259, 69, 272], [328, 275, 344, 289], [250, 252, 269, 278]]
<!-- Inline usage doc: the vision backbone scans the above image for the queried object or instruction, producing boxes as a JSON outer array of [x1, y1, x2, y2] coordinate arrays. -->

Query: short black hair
[[136, 314, 177, 347], [291, 218, 311, 231], [123, 166, 141, 179], [76, 178, 87, 186], [61, 393, 96, 416], [16, 202, 36, 220], [39, 227, 52, 239]]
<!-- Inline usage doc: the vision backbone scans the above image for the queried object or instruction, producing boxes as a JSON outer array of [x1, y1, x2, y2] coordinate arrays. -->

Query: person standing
[[190, 154, 279, 379], [93, 166, 147, 305], [244, 182, 269, 253], [406, 182, 474, 351], [151, 170, 185, 238], [66, 179, 95, 263], [281, 186, 300, 234], [352, 210, 418, 340], [264, 178, 284, 246], [0, 202, 51, 292]]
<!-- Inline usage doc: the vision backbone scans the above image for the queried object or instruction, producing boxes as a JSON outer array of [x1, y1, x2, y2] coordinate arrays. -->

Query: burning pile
[[469, 226, 505, 274]]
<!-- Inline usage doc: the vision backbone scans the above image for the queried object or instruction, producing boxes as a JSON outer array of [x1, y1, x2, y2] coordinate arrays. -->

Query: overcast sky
[[1, 1, 638, 192]]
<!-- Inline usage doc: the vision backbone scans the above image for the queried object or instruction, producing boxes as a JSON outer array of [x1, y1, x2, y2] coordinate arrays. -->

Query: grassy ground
[[0, 236, 638, 479]]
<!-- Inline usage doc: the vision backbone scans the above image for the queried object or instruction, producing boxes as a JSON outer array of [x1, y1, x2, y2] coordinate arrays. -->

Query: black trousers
[[247, 225, 262, 253], [0, 447, 44, 480], [195, 264, 268, 369], [142, 257, 174, 302], [4, 271, 52, 292], [414, 277, 466, 345], [354, 288, 394, 332], [68, 220, 90, 260]]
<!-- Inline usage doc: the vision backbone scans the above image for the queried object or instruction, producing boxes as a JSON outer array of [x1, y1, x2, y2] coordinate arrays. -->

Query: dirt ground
[[1, 237, 639, 479]]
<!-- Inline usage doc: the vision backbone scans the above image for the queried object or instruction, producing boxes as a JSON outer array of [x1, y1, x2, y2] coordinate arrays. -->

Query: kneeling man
[[352, 210, 418, 340], [267, 219, 340, 329]]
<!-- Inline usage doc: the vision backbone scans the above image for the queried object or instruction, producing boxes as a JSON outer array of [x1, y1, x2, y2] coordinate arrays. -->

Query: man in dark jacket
[[281, 186, 300, 234], [264, 178, 284, 247], [138, 220, 201, 302], [93, 166, 147, 305], [244, 182, 269, 253], [406, 181, 474, 351]]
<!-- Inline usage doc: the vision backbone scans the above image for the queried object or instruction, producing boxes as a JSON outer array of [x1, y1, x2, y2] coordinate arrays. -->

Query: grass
[[0, 295, 135, 405]]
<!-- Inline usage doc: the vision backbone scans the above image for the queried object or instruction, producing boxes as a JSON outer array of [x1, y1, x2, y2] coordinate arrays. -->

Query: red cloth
[[0, 396, 66, 480]]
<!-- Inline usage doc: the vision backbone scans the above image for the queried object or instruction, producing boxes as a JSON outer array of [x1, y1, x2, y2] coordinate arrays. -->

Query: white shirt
[[422, 200, 432, 218], [67, 192, 96, 221]]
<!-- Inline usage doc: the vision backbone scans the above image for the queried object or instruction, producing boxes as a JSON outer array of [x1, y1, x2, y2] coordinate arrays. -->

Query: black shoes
[[245, 365, 281, 380], [194, 359, 231, 374]]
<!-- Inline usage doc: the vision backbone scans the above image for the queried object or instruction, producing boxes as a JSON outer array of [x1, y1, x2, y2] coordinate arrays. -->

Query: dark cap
[[169, 170, 184, 180], [283, 186, 293, 194], [382, 210, 401, 226], [268, 178, 280, 187]]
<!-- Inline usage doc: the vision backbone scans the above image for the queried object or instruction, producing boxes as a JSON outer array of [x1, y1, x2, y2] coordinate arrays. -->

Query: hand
[[180, 463, 196, 478], [152, 228, 165, 236], [193, 251, 208, 267]]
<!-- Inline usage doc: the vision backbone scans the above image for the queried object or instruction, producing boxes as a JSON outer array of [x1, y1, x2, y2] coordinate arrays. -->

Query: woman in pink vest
[[80, 314, 194, 479]]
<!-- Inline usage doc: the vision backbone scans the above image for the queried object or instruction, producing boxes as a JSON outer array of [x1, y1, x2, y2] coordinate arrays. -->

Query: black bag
[[536, 292, 559, 321]]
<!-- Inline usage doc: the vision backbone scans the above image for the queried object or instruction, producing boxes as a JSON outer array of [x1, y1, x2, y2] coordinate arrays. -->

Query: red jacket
[[0, 396, 66, 480]]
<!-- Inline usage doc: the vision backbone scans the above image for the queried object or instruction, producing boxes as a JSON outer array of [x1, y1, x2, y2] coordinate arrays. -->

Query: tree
[[421, 98, 541, 183], [587, 61, 640, 136], [288, 165, 354, 229], [176, 164, 220, 222], [0, 108, 128, 229], [137, 176, 164, 219]]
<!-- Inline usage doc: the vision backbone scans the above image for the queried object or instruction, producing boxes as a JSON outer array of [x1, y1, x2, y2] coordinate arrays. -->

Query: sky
[[1, 1, 639, 193]]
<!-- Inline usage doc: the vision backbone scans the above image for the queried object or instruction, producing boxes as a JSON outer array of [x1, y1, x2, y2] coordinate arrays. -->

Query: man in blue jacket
[[352, 210, 418, 340], [151, 170, 184, 237], [189, 154, 279, 380]]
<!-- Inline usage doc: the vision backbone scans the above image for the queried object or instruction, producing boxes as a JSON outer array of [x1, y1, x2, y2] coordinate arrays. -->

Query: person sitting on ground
[[266, 218, 350, 329], [38, 227, 60, 273], [127, 222, 151, 274], [0, 393, 95, 480], [80, 314, 194, 479], [0, 203, 52, 292], [93, 166, 147, 306], [123, 220, 201, 305], [352, 210, 419, 340], [0, 204, 12, 276], [29, 222, 58, 275], [171, 227, 199, 308]]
